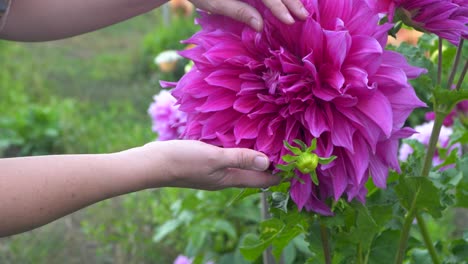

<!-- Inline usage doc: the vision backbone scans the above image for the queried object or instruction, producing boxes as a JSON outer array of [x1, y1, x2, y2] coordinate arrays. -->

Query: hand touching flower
[[133, 140, 280, 190], [189, 0, 309, 31]]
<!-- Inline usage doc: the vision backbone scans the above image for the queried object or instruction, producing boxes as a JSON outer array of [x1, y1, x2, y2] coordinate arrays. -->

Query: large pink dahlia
[[163, 0, 426, 215], [367, 0, 468, 45]]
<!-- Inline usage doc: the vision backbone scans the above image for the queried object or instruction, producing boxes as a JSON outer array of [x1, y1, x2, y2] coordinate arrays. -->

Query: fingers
[[222, 169, 281, 188], [262, 0, 309, 25], [282, 0, 309, 19], [220, 148, 271, 171], [192, 0, 264, 31]]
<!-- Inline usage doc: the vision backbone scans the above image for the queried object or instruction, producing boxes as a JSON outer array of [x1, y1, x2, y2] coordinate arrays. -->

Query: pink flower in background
[[367, 0, 468, 45], [174, 255, 192, 264], [164, 0, 426, 215], [399, 121, 461, 169], [148, 89, 186, 141], [173, 255, 214, 264]]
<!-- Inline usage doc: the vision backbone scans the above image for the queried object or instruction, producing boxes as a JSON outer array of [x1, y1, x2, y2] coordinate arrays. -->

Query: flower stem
[[421, 113, 445, 178], [416, 213, 440, 264], [320, 223, 332, 264], [456, 60, 468, 90], [437, 38, 443, 85], [357, 243, 363, 264], [394, 199, 418, 264], [447, 39, 464, 89]]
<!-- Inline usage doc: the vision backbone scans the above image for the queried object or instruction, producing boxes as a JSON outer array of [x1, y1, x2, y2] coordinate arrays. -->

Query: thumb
[[221, 148, 271, 171]]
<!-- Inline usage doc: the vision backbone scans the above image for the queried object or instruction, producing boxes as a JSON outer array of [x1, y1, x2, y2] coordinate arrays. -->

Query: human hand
[[189, 0, 309, 31], [134, 140, 280, 190]]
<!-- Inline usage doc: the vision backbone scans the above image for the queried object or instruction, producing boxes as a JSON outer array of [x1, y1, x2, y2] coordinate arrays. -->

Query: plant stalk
[[421, 113, 445, 178], [456, 60, 468, 90], [320, 223, 332, 264], [394, 199, 418, 264], [261, 192, 277, 264], [447, 39, 464, 89], [416, 214, 441, 264], [437, 38, 443, 85], [357, 243, 363, 264]]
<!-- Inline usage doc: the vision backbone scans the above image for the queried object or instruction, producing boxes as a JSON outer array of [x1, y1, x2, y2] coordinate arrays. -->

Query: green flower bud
[[296, 152, 319, 174]]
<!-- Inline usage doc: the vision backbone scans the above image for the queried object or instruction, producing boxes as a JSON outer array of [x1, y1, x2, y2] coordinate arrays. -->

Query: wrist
[[112, 143, 170, 190]]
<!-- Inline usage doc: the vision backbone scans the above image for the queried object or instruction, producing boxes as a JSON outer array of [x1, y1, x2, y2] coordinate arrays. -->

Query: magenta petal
[[356, 90, 393, 138], [290, 173, 312, 211], [304, 104, 330, 137], [234, 116, 259, 143]]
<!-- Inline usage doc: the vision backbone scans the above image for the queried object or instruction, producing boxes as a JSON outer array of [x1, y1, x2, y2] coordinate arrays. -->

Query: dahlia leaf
[[270, 192, 289, 213], [433, 147, 460, 171], [228, 188, 260, 206], [367, 230, 400, 264], [239, 233, 269, 261], [240, 218, 285, 261], [395, 176, 445, 218], [433, 88, 468, 116], [284, 141, 302, 155]]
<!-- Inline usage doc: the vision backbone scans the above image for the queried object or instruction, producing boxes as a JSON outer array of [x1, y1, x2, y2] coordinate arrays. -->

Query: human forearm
[[0, 0, 166, 41], [0, 151, 149, 237], [0, 140, 278, 237]]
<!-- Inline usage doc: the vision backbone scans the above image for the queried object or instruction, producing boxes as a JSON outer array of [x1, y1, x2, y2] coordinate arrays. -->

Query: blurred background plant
[[0, 2, 466, 264]]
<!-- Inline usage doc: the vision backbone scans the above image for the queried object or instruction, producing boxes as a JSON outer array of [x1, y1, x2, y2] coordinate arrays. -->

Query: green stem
[[447, 39, 464, 89], [421, 113, 445, 178], [320, 223, 332, 264], [456, 60, 468, 91], [357, 243, 363, 264], [416, 214, 441, 264], [394, 199, 418, 264], [437, 38, 443, 85]]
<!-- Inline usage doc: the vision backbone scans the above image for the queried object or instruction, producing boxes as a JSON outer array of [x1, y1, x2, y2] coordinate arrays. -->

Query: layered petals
[[166, 0, 426, 215]]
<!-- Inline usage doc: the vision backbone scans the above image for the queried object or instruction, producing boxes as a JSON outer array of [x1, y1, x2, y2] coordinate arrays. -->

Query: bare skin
[[0, 140, 279, 237], [0, 0, 308, 41]]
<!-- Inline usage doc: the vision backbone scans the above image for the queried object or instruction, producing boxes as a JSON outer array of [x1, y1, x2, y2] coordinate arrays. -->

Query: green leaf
[[211, 219, 237, 240], [349, 203, 379, 250], [368, 230, 400, 264], [284, 141, 302, 155], [270, 192, 290, 213], [153, 219, 181, 242], [433, 88, 468, 116], [395, 176, 445, 218], [228, 188, 260, 206], [433, 147, 460, 171], [239, 219, 286, 261]]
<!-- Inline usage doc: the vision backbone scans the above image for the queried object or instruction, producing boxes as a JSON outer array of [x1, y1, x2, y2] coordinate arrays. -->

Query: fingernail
[[250, 18, 262, 31], [253, 156, 269, 171], [283, 13, 295, 24], [301, 7, 310, 17]]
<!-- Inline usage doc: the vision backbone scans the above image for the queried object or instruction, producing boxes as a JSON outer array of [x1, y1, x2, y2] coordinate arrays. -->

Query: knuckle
[[236, 150, 250, 169], [235, 7, 251, 21]]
